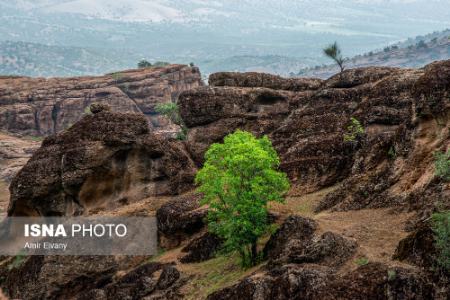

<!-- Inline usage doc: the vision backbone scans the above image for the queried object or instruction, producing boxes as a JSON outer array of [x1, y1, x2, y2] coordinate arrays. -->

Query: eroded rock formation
[[0, 65, 202, 136], [180, 62, 450, 207], [8, 106, 196, 216]]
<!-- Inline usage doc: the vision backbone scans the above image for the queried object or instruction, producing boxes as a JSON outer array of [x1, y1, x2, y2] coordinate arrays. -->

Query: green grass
[[183, 253, 261, 300]]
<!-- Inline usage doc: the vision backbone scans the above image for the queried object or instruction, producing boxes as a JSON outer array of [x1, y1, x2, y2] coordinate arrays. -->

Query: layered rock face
[[180, 63, 450, 208], [8, 105, 196, 216], [0, 65, 202, 136]]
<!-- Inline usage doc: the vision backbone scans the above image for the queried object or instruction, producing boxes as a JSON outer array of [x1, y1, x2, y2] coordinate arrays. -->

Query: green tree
[[155, 102, 187, 140], [323, 42, 345, 73], [196, 130, 290, 268], [138, 59, 152, 68]]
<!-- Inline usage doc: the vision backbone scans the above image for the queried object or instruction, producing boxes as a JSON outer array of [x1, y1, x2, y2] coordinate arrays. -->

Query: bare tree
[[323, 42, 345, 74]]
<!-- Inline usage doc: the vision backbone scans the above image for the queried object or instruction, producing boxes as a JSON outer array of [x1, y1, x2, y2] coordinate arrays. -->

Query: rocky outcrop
[[209, 72, 323, 91], [180, 60, 450, 207], [208, 261, 434, 300], [207, 264, 333, 300], [0, 132, 40, 182], [263, 216, 317, 260], [180, 232, 222, 263], [288, 231, 357, 268], [393, 223, 437, 270], [8, 106, 196, 216], [0, 65, 202, 136], [1, 255, 119, 300], [1, 256, 185, 300], [156, 193, 207, 249], [179, 86, 298, 164], [318, 263, 434, 300]]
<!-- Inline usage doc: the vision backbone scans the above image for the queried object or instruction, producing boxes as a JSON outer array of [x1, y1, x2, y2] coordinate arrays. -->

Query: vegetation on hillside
[[323, 42, 345, 74], [195, 130, 290, 268], [432, 211, 450, 272], [343, 117, 365, 143], [435, 150, 450, 181], [155, 102, 187, 140]]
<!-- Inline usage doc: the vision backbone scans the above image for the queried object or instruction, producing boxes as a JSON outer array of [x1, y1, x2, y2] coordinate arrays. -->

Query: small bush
[[8, 252, 26, 270], [355, 257, 369, 266], [138, 59, 152, 68], [432, 211, 450, 272], [387, 269, 396, 281], [343, 117, 364, 142], [155, 102, 188, 140], [434, 150, 450, 181], [388, 146, 397, 160]]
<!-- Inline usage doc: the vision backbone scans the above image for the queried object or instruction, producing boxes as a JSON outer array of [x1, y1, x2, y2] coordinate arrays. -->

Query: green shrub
[[155, 102, 187, 140], [434, 150, 450, 181], [196, 130, 290, 268], [8, 252, 26, 270], [387, 269, 396, 281], [432, 211, 450, 272], [355, 257, 369, 266], [138, 59, 152, 68], [343, 117, 365, 142], [388, 146, 397, 160], [153, 61, 170, 67]]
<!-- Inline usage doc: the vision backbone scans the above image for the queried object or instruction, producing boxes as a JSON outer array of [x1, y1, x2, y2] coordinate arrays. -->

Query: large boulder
[[1, 256, 118, 300], [8, 108, 196, 216], [263, 216, 317, 260], [393, 223, 436, 270], [179, 86, 296, 164], [180, 232, 222, 263], [207, 264, 333, 300], [156, 194, 208, 249], [318, 263, 434, 300], [288, 231, 357, 268]]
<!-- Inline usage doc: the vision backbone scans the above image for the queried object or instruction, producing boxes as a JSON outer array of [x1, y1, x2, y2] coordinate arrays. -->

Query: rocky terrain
[[0, 64, 202, 136], [0, 64, 202, 215], [0, 60, 449, 299]]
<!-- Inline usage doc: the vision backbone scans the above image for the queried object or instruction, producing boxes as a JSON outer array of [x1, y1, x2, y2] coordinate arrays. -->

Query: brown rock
[[209, 72, 323, 91], [207, 264, 334, 300], [0, 65, 202, 136], [156, 193, 207, 249], [180, 232, 222, 263], [8, 110, 196, 216], [288, 231, 357, 268], [179, 86, 295, 164], [263, 216, 317, 260], [1, 255, 118, 300], [393, 223, 436, 269], [319, 263, 434, 300]]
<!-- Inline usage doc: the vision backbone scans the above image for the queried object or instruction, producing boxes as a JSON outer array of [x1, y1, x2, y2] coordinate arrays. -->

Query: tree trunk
[[251, 242, 258, 266]]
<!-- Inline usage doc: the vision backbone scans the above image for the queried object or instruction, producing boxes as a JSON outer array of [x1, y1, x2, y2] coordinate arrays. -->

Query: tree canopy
[[323, 42, 345, 73], [195, 130, 290, 267]]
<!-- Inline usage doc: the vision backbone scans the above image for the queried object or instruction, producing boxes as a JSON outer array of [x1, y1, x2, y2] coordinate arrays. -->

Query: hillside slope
[[0, 60, 449, 299]]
